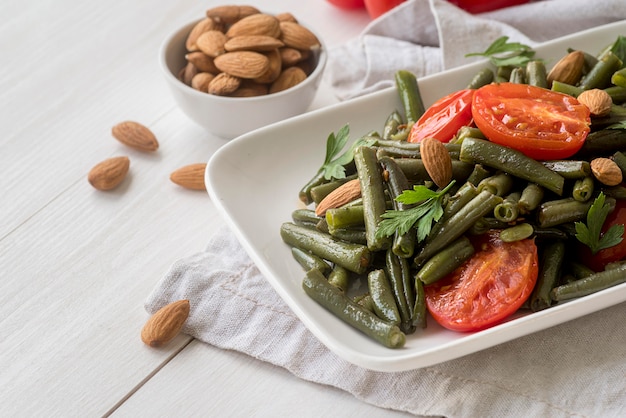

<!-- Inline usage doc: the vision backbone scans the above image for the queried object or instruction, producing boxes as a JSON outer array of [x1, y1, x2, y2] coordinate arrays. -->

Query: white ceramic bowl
[[159, 18, 327, 139]]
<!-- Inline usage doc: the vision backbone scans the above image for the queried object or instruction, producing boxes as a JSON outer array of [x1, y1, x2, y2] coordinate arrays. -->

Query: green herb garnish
[[320, 125, 374, 180], [608, 120, 626, 130], [465, 36, 536, 67], [608, 35, 626, 64], [575, 192, 624, 254], [376, 181, 455, 242]]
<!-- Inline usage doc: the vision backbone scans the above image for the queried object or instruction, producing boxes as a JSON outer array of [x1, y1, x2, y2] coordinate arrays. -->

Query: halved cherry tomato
[[363, 0, 405, 19], [471, 83, 591, 160], [407, 89, 475, 143], [326, 0, 366, 10], [448, 0, 530, 14], [578, 199, 626, 272], [424, 232, 538, 332]]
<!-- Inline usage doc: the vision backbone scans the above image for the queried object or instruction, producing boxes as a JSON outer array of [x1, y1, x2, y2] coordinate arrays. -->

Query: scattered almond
[[591, 157, 622, 186], [270, 66, 307, 94], [315, 179, 362, 216], [547, 50, 585, 87], [170, 163, 207, 190], [88, 156, 130, 191], [112, 121, 159, 152], [141, 300, 190, 347], [420, 137, 453, 188], [577, 88, 613, 117]]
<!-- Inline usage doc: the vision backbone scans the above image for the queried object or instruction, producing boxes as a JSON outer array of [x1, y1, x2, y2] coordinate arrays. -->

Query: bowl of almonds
[[160, 5, 327, 138]]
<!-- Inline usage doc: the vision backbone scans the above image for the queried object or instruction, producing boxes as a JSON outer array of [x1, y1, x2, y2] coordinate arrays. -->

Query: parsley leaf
[[609, 35, 626, 65], [608, 120, 626, 130], [465, 36, 536, 67], [575, 193, 624, 254], [319, 125, 375, 180], [375, 181, 455, 242]]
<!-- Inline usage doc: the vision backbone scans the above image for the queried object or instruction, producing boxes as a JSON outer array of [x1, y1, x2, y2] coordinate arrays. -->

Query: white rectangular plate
[[206, 21, 626, 372]]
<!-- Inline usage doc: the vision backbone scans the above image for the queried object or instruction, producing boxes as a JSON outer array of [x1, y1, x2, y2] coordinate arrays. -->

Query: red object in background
[[448, 0, 531, 14], [326, 0, 366, 10], [363, 0, 406, 19]]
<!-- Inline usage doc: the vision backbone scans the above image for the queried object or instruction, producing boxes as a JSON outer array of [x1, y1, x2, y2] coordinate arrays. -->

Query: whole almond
[[196, 30, 228, 58], [229, 80, 269, 97], [214, 51, 270, 79], [420, 137, 452, 188], [315, 179, 362, 216], [191, 72, 215, 92], [185, 51, 219, 73], [577, 88, 613, 117], [206, 5, 260, 24], [279, 47, 305, 67], [270, 66, 307, 94], [141, 299, 190, 347], [276, 12, 298, 23], [279, 21, 320, 50], [170, 163, 207, 190], [208, 72, 241, 95], [254, 49, 282, 84], [224, 35, 284, 52], [88, 156, 130, 191], [591, 157, 622, 186], [186, 18, 221, 51], [112, 121, 159, 152], [182, 61, 198, 86], [226, 13, 281, 38], [547, 50, 585, 87]]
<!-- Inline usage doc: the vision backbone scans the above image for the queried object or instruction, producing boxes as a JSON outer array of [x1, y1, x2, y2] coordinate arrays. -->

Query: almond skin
[[315, 179, 361, 216], [269, 66, 307, 93], [208, 72, 241, 95], [253, 49, 282, 84], [420, 137, 453, 188], [547, 50, 585, 87], [214, 51, 270, 79], [279, 21, 320, 50], [112, 121, 159, 152], [186, 18, 221, 51], [591, 158, 623, 186], [577, 89, 613, 117], [226, 13, 281, 38], [224, 35, 284, 52], [88, 156, 130, 191], [170, 163, 207, 190], [205, 5, 260, 24], [141, 300, 190, 347], [196, 30, 228, 58], [185, 51, 219, 74]]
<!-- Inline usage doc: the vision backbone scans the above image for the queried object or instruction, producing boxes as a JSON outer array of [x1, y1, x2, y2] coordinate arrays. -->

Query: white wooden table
[[0, 0, 417, 416]]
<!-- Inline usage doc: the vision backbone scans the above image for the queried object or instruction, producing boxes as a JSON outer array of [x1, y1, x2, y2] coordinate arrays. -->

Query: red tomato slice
[[326, 0, 365, 10], [472, 83, 590, 160], [579, 199, 626, 272], [425, 232, 538, 332], [407, 89, 475, 143], [363, 0, 405, 19]]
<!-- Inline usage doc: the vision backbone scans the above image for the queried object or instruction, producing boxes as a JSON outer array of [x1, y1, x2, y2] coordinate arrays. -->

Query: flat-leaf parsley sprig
[[575, 192, 624, 254], [376, 181, 455, 243], [319, 124, 375, 180], [465, 36, 536, 68]]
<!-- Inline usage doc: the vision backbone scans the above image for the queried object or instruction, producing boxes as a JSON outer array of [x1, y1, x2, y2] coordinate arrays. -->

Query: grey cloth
[[147, 1, 626, 416]]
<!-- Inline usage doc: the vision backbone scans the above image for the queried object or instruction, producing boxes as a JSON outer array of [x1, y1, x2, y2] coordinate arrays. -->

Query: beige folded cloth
[[147, 1, 626, 416]]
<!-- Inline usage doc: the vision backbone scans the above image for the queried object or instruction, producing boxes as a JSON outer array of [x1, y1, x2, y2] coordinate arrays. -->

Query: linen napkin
[[146, 1, 626, 416]]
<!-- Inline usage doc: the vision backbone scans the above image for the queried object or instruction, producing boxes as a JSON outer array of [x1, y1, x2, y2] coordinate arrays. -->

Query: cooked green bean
[[601, 185, 626, 200], [393, 158, 472, 183], [414, 190, 502, 266], [302, 268, 406, 348], [412, 278, 427, 329], [395, 70, 425, 124], [382, 110, 404, 140], [526, 60, 548, 88], [328, 264, 350, 292], [500, 223, 534, 242], [468, 217, 509, 235], [566, 261, 595, 280], [542, 160, 591, 179], [354, 293, 374, 312], [612, 67, 626, 88], [466, 164, 492, 186], [613, 151, 626, 177], [509, 67, 526, 84], [280, 222, 371, 274], [416, 236, 474, 285], [368, 269, 401, 325], [518, 183, 545, 214], [494, 191, 521, 223], [460, 137, 565, 195], [310, 174, 358, 204], [530, 240, 566, 311], [354, 146, 392, 251], [551, 81, 583, 97], [579, 51, 623, 90], [454, 126, 486, 143], [605, 85, 626, 103], [329, 227, 368, 245], [551, 263, 626, 302], [536, 198, 595, 228], [576, 129, 626, 157], [572, 176, 594, 202], [478, 172, 514, 196], [467, 67, 494, 89], [292, 209, 322, 226], [325, 205, 364, 232], [291, 247, 331, 274], [385, 249, 415, 334]]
